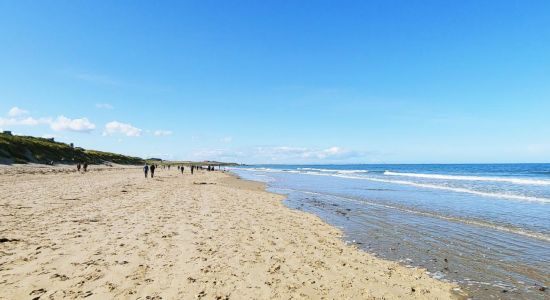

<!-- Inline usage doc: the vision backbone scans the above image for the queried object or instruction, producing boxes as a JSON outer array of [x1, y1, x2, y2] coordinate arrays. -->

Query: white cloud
[[95, 103, 114, 109], [256, 147, 308, 160], [193, 149, 239, 158], [0, 116, 51, 126], [19, 117, 43, 126], [193, 146, 369, 163], [0, 118, 23, 126], [0, 115, 95, 133], [308, 146, 348, 159], [256, 146, 308, 156], [255, 146, 353, 160], [2, 107, 97, 134], [8, 107, 29, 117], [154, 130, 173, 136], [220, 136, 233, 143], [104, 121, 142, 137], [50, 116, 96, 132], [144, 153, 175, 160]]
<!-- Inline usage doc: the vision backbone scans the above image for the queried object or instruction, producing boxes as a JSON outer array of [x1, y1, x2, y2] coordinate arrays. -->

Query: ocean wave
[[384, 171, 550, 186], [238, 167, 282, 173], [336, 170, 369, 174], [297, 167, 341, 173], [278, 188, 550, 242], [294, 172, 550, 203], [235, 168, 550, 203], [298, 168, 368, 174], [337, 175, 550, 203], [246, 167, 369, 175]]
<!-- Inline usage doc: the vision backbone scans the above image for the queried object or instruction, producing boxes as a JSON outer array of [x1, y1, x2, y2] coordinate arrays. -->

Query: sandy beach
[[0, 165, 463, 299]]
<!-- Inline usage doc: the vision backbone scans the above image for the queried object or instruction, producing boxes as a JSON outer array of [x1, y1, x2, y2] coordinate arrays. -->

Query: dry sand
[[0, 165, 464, 299]]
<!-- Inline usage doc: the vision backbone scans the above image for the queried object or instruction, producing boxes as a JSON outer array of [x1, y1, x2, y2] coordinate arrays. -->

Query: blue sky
[[1, 0, 549, 164]]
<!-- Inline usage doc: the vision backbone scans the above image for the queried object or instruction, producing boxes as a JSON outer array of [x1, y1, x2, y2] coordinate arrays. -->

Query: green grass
[[0, 133, 144, 165]]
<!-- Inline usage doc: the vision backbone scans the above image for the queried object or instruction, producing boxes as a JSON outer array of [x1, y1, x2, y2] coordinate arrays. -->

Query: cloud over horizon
[[153, 130, 172, 136], [192, 146, 370, 164], [220, 136, 233, 143], [1, 107, 95, 133], [50, 116, 96, 132], [0, 116, 50, 126], [8, 107, 29, 117], [95, 103, 114, 110], [104, 121, 142, 137]]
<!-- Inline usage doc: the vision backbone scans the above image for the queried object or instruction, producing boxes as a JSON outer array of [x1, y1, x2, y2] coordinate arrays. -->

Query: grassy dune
[[0, 133, 144, 165]]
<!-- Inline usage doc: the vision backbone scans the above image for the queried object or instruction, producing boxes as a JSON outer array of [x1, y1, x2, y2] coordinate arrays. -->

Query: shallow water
[[231, 164, 550, 299]]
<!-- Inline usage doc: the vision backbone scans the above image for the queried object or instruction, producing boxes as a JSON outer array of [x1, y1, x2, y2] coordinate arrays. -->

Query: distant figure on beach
[[181, 166, 184, 174], [83, 163, 88, 172], [77, 163, 81, 172], [143, 164, 149, 178], [191, 165, 194, 175], [150, 164, 156, 178], [168, 165, 170, 170]]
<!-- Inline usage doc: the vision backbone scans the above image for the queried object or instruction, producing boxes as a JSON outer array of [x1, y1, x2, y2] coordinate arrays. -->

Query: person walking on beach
[[191, 165, 194, 175], [83, 163, 88, 172], [143, 164, 149, 178], [150, 164, 156, 178], [181, 165, 184, 174], [77, 163, 81, 172]]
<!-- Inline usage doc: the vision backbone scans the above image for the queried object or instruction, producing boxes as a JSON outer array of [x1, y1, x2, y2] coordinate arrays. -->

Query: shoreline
[[1, 165, 464, 299], [226, 171, 467, 299]]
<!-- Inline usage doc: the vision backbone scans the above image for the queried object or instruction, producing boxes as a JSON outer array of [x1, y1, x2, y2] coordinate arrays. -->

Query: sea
[[230, 164, 550, 299]]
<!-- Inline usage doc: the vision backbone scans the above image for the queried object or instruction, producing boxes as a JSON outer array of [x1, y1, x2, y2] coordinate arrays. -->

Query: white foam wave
[[289, 172, 550, 203], [236, 168, 550, 203], [298, 168, 369, 175], [339, 175, 550, 204], [238, 167, 281, 173], [246, 167, 368, 175], [384, 171, 550, 186], [298, 167, 335, 172], [336, 170, 369, 174], [278, 188, 550, 242]]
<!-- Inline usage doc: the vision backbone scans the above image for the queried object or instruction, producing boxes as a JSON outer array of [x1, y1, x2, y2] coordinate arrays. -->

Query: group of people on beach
[[72, 162, 221, 177], [76, 163, 88, 172], [142, 164, 220, 178], [143, 164, 157, 178]]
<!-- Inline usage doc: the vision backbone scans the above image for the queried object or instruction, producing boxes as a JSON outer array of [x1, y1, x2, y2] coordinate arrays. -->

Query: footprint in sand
[[50, 273, 69, 281], [29, 288, 47, 296]]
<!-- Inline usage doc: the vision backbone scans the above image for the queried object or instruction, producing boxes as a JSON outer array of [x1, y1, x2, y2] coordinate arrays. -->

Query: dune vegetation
[[0, 132, 144, 165]]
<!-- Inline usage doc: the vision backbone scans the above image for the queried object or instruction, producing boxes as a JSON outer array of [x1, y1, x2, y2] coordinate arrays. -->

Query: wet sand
[[0, 165, 463, 299]]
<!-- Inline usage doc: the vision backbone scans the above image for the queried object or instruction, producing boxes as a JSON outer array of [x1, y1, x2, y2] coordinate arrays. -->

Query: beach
[[0, 165, 461, 299]]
